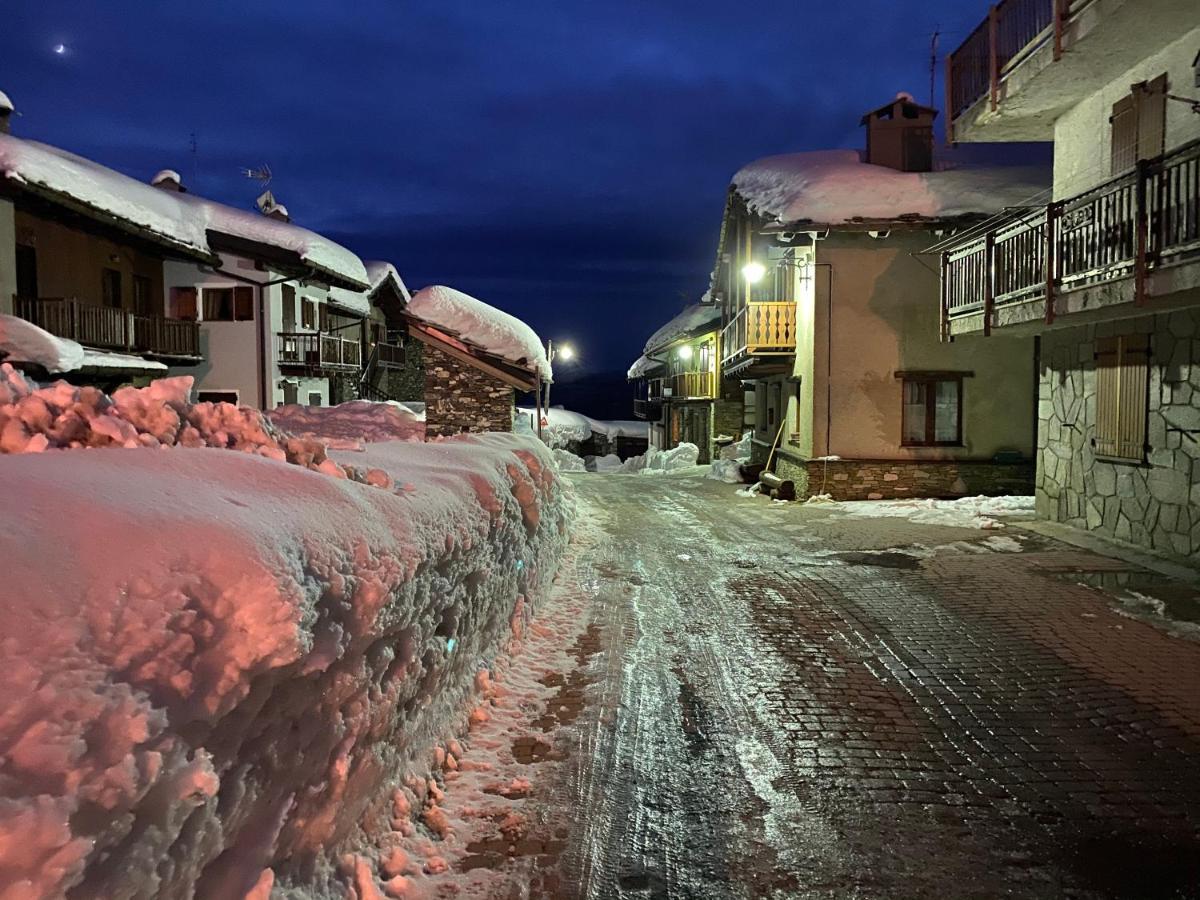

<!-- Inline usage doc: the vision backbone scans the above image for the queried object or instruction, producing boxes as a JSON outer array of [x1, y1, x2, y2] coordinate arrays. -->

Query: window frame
[[201, 286, 254, 322], [101, 268, 123, 309], [898, 372, 966, 448], [1093, 334, 1151, 464]]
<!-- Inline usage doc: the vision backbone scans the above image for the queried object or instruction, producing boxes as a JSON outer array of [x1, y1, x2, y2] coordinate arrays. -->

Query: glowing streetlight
[[741, 261, 766, 284], [557, 344, 575, 361], [537, 339, 578, 441]]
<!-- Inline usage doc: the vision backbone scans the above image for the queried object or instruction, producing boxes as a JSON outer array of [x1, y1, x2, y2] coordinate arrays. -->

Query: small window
[[132, 275, 154, 316], [307, 391, 322, 407], [301, 297, 317, 329], [901, 375, 963, 447], [1094, 335, 1150, 463], [170, 287, 198, 320], [197, 390, 238, 405], [102, 269, 122, 309], [202, 286, 254, 321]]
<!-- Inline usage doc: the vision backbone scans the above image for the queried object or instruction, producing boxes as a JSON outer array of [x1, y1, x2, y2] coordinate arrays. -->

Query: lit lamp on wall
[[741, 261, 766, 284]]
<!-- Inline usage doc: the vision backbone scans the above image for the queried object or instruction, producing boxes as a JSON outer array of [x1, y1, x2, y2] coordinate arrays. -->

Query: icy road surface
[[497, 473, 1200, 899]]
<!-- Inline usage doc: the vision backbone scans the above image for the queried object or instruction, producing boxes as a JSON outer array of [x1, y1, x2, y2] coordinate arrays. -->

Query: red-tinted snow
[[0, 372, 574, 898], [267, 400, 426, 447]]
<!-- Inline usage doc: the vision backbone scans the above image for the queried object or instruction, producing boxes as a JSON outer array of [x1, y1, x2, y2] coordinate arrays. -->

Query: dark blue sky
[[3, 0, 992, 374]]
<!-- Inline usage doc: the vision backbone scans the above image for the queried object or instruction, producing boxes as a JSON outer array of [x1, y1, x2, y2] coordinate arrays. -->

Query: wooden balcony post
[[1134, 158, 1149, 306], [988, 5, 1000, 112], [1053, 0, 1066, 61], [939, 252, 950, 342], [1045, 201, 1059, 324], [70, 299, 81, 343]]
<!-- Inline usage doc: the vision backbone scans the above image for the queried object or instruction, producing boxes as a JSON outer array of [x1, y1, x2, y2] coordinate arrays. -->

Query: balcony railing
[[667, 370, 715, 399], [13, 297, 201, 360], [277, 331, 362, 372], [374, 341, 405, 369], [720, 301, 797, 364], [633, 398, 662, 420], [946, 0, 1072, 129], [942, 139, 1200, 331]]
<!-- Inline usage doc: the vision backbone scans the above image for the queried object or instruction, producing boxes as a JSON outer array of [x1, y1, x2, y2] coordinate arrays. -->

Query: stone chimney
[[860, 92, 938, 173], [150, 169, 186, 192], [0, 91, 14, 134]]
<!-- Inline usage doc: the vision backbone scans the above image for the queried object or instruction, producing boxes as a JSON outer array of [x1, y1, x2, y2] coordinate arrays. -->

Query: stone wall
[[1037, 309, 1200, 562], [423, 343, 516, 438], [713, 380, 744, 440], [802, 458, 1033, 501]]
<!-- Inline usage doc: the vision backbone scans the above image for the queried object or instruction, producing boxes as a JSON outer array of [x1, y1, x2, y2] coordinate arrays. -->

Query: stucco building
[[713, 95, 1050, 499], [939, 0, 1200, 562]]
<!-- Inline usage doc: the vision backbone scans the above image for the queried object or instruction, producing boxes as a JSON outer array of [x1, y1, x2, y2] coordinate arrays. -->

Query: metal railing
[[942, 139, 1200, 329], [720, 301, 797, 364], [276, 331, 362, 372], [633, 398, 662, 420], [946, 0, 1071, 127], [374, 341, 405, 369], [13, 297, 201, 359]]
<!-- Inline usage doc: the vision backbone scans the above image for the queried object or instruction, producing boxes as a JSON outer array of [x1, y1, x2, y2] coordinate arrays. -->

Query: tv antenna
[[241, 163, 273, 187]]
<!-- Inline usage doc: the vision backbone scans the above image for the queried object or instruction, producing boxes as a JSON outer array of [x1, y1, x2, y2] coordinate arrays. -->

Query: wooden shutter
[[1135, 74, 1167, 162], [1110, 94, 1137, 174], [170, 287, 197, 320], [1094, 335, 1150, 462], [233, 286, 254, 320]]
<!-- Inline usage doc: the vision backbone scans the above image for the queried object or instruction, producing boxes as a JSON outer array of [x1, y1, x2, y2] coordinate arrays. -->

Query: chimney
[[150, 169, 186, 192], [860, 92, 938, 173], [0, 91, 14, 134], [255, 189, 290, 222]]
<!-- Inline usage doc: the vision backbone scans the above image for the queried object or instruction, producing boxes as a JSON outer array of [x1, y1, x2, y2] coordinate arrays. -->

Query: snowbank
[[642, 303, 721, 354], [0, 314, 86, 373], [517, 407, 646, 448], [409, 286, 550, 379], [619, 442, 700, 474], [266, 400, 425, 448], [551, 447, 587, 472], [0, 388, 573, 897], [733, 149, 1051, 226], [830, 494, 1035, 529]]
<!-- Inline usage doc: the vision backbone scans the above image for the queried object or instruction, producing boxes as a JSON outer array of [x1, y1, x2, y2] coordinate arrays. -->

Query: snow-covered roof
[[175, 192, 369, 290], [0, 134, 212, 258], [150, 169, 181, 187], [0, 91, 13, 114], [732, 149, 1051, 227], [408, 285, 550, 379], [643, 303, 721, 354], [79, 349, 167, 372], [365, 260, 411, 301], [325, 286, 370, 316], [626, 354, 664, 380]]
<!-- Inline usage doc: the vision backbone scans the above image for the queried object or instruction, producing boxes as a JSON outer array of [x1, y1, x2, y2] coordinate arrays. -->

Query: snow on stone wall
[[266, 400, 425, 449], [0, 368, 574, 898]]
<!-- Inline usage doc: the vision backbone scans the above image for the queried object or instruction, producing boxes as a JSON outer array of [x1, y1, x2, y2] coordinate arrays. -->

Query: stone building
[[710, 94, 1049, 499], [938, 1, 1200, 562], [404, 285, 545, 438]]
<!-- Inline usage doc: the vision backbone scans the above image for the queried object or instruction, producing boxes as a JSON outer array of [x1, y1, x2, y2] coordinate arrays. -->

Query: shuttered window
[[1093, 335, 1150, 463], [202, 286, 254, 321], [1110, 74, 1167, 175]]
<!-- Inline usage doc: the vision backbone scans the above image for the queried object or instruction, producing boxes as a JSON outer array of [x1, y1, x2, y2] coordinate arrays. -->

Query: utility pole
[[929, 27, 940, 111]]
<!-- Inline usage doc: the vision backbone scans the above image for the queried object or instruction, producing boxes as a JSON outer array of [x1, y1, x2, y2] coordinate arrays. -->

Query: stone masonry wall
[[803, 458, 1033, 501], [713, 379, 744, 441], [423, 343, 516, 438], [1038, 309, 1200, 562]]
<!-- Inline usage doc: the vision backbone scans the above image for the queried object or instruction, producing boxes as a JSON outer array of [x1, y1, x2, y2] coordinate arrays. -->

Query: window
[[1094, 335, 1150, 463], [15, 245, 37, 298], [1110, 74, 1167, 175], [197, 390, 238, 405], [102, 269, 122, 309], [132, 275, 153, 316], [901, 375, 963, 446], [301, 297, 318, 329], [307, 391, 322, 407], [202, 286, 254, 321], [170, 287, 198, 320], [281, 284, 296, 331]]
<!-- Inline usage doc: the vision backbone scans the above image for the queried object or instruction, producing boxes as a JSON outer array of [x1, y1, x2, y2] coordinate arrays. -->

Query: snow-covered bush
[[0, 370, 575, 898]]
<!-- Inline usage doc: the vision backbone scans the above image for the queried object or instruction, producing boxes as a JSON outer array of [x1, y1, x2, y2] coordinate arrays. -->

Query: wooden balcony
[[374, 341, 405, 369], [633, 398, 662, 420], [721, 301, 797, 366], [941, 138, 1200, 335], [666, 370, 716, 400], [277, 331, 362, 373], [13, 297, 201, 361]]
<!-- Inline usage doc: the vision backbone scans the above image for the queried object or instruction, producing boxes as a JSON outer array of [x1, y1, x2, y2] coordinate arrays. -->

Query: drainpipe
[[202, 261, 315, 410]]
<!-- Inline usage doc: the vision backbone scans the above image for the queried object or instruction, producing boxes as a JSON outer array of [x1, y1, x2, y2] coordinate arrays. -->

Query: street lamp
[[741, 261, 766, 284], [536, 339, 577, 440]]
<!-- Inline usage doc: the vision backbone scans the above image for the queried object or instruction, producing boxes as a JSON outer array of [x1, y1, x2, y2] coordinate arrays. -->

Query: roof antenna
[[929, 26, 940, 111], [189, 131, 198, 191], [241, 163, 272, 188]]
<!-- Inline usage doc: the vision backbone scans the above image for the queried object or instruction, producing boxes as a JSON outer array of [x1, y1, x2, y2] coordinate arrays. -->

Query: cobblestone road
[[533, 474, 1200, 899]]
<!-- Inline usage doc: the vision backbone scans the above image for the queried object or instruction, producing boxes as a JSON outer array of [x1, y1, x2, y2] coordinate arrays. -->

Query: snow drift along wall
[[0, 370, 574, 898]]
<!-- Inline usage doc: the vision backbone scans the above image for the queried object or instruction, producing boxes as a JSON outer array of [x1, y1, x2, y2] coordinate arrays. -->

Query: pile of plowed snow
[[266, 399, 425, 448], [0, 368, 574, 898]]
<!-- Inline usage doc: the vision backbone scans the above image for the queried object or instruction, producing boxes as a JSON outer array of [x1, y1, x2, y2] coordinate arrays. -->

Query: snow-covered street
[[457, 472, 1200, 899]]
